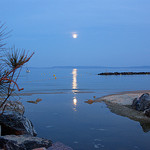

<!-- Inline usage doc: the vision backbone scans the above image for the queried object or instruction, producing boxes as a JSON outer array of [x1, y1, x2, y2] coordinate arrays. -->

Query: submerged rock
[[132, 93, 150, 117], [47, 142, 73, 150], [0, 135, 52, 150], [0, 112, 37, 136]]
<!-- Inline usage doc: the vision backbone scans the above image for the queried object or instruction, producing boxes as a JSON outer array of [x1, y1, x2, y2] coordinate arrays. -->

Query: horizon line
[[23, 65, 150, 68]]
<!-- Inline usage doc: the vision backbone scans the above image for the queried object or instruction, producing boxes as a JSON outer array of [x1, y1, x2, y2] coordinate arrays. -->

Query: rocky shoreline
[[0, 100, 73, 150]]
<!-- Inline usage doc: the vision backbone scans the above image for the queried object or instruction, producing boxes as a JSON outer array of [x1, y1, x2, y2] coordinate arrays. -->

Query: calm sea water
[[17, 67, 150, 150]]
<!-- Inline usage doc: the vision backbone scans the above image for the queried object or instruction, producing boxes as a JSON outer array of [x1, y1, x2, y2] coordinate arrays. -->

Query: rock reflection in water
[[85, 99, 150, 133], [104, 102, 150, 133], [140, 122, 150, 132]]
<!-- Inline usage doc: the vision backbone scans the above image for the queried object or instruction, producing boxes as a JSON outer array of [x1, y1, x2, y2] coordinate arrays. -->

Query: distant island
[[98, 72, 150, 75]]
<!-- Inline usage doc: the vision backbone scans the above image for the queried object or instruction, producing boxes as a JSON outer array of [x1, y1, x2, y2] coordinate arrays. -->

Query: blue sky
[[1, 0, 150, 67]]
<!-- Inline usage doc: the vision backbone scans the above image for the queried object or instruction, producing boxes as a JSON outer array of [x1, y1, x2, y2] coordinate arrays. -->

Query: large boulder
[[132, 93, 150, 117], [0, 135, 52, 150], [0, 112, 37, 136]]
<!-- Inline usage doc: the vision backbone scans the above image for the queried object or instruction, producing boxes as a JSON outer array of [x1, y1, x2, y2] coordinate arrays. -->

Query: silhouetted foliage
[[0, 22, 34, 115]]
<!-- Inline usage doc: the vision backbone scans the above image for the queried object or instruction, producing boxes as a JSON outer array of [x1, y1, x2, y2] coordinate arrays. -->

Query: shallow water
[[17, 67, 150, 150]]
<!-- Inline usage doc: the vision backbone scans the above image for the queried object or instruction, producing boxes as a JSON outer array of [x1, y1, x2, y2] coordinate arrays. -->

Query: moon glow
[[72, 33, 78, 38]]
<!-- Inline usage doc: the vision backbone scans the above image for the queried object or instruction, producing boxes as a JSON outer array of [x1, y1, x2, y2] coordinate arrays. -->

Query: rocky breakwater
[[0, 100, 52, 150], [98, 72, 150, 75]]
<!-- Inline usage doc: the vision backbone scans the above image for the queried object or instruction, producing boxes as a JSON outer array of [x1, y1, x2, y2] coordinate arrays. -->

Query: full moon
[[72, 33, 78, 39]]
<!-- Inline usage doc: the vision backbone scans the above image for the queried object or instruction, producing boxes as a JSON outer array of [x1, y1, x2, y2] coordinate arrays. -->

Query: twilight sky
[[0, 0, 150, 67]]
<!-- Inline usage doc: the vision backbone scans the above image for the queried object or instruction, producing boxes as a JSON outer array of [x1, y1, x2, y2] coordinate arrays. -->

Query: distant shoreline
[[22, 66, 150, 69]]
